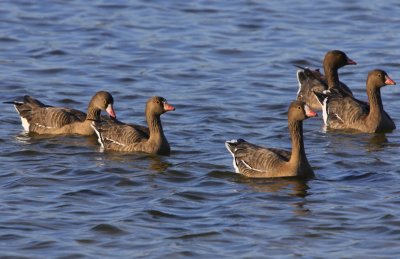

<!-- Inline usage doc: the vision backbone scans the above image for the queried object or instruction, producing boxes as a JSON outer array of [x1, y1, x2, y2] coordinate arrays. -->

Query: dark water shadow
[[12, 131, 172, 174], [240, 177, 309, 197], [323, 130, 391, 152], [242, 177, 312, 215], [209, 170, 310, 197], [13, 132, 101, 150], [210, 170, 312, 216], [97, 151, 172, 173], [363, 133, 389, 152]]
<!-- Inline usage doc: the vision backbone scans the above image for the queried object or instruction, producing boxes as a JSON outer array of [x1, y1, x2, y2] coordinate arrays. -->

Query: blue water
[[1, 0, 400, 258]]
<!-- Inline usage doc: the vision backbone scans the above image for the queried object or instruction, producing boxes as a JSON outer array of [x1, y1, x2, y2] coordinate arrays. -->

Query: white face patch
[[304, 104, 311, 114], [304, 104, 317, 117]]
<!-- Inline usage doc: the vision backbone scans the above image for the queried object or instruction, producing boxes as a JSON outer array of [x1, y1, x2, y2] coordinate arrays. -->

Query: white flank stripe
[[233, 158, 240, 174], [322, 97, 329, 126], [225, 140, 240, 174], [224, 141, 236, 156], [13, 105, 30, 131], [105, 137, 126, 147], [296, 70, 302, 97], [335, 113, 344, 122], [13, 105, 21, 115], [21, 117, 30, 132], [34, 123, 54, 129], [91, 123, 104, 148], [241, 160, 263, 172]]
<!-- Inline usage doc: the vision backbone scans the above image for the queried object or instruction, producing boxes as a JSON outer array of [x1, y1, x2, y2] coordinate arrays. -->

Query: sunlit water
[[1, 0, 400, 258]]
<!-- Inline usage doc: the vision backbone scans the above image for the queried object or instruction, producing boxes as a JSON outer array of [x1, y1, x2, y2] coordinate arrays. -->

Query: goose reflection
[[148, 155, 171, 172], [94, 152, 171, 173], [238, 177, 311, 216], [15, 132, 100, 147], [364, 133, 388, 152], [324, 131, 389, 153], [241, 177, 309, 197]]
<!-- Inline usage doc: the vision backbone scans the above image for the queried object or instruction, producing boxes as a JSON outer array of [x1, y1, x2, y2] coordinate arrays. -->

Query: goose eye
[[378, 74, 382, 78], [298, 106, 301, 110]]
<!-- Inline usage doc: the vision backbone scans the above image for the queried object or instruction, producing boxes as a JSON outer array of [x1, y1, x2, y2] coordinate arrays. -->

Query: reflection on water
[[148, 156, 172, 172], [239, 177, 309, 197], [15, 132, 31, 144], [324, 131, 390, 154], [94, 151, 172, 173], [364, 133, 388, 152], [242, 177, 311, 216]]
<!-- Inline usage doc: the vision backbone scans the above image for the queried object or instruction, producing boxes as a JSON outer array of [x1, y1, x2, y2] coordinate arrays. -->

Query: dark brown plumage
[[92, 96, 175, 155], [296, 50, 357, 110], [225, 101, 317, 178], [6, 91, 116, 135], [314, 69, 396, 133]]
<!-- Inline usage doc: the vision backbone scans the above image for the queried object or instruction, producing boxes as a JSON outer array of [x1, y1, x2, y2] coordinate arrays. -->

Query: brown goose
[[225, 101, 317, 178], [91, 96, 175, 155], [314, 69, 396, 133], [296, 50, 357, 110], [6, 91, 116, 135]]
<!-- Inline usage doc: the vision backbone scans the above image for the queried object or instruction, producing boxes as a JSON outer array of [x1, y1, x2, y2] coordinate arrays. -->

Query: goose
[[91, 96, 174, 155], [225, 100, 317, 178], [296, 50, 357, 110], [314, 69, 396, 133], [5, 91, 116, 135]]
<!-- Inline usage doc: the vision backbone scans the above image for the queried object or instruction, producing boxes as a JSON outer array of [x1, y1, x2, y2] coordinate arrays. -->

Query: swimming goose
[[92, 96, 174, 155], [5, 91, 116, 135], [314, 69, 396, 133], [297, 50, 357, 110], [225, 100, 317, 178]]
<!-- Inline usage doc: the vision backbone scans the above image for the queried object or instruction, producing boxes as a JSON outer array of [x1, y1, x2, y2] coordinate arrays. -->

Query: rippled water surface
[[1, 0, 400, 258]]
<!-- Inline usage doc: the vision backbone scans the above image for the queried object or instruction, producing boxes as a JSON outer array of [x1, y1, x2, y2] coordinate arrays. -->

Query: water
[[1, 0, 400, 257]]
